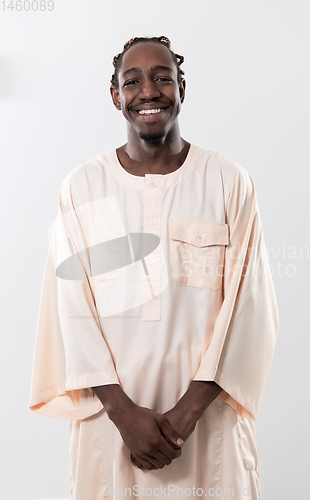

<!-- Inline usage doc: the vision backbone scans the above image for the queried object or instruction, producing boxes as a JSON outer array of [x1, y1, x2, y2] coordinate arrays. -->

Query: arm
[[29, 174, 121, 420], [192, 166, 279, 420], [92, 384, 184, 471], [163, 380, 223, 440]]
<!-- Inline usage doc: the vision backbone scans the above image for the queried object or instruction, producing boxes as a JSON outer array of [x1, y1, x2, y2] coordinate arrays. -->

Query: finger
[[157, 416, 184, 448], [131, 454, 145, 471], [137, 456, 159, 471], [132, 453, 155, 471], [142, 453, 167, 470], [156, 436, 183, 461], [156, 449, 180, 465]]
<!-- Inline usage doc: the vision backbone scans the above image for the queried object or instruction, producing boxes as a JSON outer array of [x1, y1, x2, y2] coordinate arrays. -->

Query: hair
[[111, 36, 185, 89]]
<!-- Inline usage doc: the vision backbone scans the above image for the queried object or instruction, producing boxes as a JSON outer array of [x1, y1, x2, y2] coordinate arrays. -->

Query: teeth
[[138, 108, 164, 115]]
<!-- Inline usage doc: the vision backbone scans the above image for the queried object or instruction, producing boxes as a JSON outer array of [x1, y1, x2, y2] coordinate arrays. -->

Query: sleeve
[[29, 173, 120, 420], [193, 164, 279, 420]]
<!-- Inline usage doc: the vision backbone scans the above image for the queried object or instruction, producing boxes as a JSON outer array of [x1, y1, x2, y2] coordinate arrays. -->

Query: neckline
[[104, 143, 203, 189]]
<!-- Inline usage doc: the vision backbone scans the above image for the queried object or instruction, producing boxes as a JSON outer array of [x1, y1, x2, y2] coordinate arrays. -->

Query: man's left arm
[[163, 380, 223, 441]]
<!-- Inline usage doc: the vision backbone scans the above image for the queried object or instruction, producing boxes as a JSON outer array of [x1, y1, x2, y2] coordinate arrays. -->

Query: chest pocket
[[168, 218, 229, 290]]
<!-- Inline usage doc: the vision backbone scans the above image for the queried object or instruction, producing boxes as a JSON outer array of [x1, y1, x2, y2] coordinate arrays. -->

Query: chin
[[138, 131, 166, 144]]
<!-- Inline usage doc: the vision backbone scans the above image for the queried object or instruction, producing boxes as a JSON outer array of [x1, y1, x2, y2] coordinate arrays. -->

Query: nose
[[139, 76, 161, 100]]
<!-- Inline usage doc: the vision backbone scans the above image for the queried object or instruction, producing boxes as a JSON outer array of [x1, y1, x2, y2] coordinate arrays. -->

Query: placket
[[142, 174, 163, 321]]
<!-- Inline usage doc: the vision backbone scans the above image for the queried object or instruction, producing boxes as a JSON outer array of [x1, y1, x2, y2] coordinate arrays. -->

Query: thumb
[[158, 416, 184, 447]]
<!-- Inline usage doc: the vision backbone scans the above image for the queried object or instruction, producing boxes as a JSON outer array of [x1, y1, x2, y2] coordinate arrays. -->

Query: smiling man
[[29, 36, 279, 500]]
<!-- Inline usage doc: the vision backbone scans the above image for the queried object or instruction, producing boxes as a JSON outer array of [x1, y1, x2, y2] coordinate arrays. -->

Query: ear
[[179, 78, 186, 104], [110, 85, 122, 110]]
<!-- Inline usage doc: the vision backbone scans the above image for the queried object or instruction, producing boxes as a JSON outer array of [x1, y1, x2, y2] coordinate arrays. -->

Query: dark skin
[[93, 41, 223, 472]]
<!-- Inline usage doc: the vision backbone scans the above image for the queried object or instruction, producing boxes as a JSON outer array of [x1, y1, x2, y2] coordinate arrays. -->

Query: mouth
[[131, 106, 171, 118]]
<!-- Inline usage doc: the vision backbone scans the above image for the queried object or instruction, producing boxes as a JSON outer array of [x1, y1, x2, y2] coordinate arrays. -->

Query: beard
[[138, 129, 166, 144]]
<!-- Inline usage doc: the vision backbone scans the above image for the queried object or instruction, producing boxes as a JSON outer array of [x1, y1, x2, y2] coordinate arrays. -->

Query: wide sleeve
[[29, 173, 120, 420], [193, 164, 279, 420]]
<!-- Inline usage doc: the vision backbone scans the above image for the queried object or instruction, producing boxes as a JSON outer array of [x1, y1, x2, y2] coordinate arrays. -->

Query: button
[[150, 180, 157, 187], [149, 219, 156, 226], [197, 234, 203, 241], [149, 258, 155, 265]]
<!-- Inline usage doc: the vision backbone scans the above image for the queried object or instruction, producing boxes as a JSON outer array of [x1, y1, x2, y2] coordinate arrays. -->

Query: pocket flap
[[169, 218, 229, 247]]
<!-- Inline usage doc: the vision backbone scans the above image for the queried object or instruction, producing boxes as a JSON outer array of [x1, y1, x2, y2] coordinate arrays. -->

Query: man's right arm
[[92, 384, 184, 471], [92, 384, 133, 418]]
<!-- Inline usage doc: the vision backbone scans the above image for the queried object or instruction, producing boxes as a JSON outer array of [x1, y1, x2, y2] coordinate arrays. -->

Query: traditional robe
[[29, 144, 279, 499]]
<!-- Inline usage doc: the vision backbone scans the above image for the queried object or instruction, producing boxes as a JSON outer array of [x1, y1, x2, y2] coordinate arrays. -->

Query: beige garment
[[29, 144, 279, 499]]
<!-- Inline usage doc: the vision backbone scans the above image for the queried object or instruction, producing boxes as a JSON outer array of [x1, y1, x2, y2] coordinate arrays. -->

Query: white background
[[0, 0, 309, 499]]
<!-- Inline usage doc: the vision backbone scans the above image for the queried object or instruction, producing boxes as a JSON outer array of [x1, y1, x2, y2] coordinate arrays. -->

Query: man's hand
[[164, 381, 223, 441], [115, 404, 184, 471], [130, 404, 195, 471], [130, 380, 223, 470], [92, 384, 184, 471], [163, 381, 223, 441], [163, 405, 197, 442]]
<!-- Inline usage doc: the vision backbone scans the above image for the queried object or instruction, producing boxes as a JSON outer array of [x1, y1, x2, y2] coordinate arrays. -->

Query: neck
[[124, 123, 185, 168]]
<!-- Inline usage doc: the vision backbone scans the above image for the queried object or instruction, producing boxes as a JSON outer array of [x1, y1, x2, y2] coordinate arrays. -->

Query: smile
[[132, 106, 170, 115], [138, 108, 166, 115]]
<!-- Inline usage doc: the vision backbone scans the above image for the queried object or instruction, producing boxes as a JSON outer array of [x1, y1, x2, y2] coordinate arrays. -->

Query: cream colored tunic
[[29, 144, 279, 500]]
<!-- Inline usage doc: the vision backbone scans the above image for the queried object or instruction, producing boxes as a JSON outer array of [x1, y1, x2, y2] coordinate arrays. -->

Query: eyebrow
[[121, 65, 174, 79]]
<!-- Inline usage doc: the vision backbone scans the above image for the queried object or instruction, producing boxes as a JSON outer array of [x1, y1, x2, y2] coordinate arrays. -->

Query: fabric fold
[[193, 165, 279, 420]]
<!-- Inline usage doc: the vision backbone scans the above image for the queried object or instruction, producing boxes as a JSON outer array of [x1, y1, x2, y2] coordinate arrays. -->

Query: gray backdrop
[[0, 0, 309, 499]]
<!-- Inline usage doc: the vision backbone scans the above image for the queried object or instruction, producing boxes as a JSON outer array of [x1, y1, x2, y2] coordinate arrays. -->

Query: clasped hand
[[112, 403, 197, 471], [96, 380, 221, 472]]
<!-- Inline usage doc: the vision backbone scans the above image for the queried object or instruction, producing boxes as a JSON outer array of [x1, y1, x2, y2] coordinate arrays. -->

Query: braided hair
[[111, 36, 185, 89]]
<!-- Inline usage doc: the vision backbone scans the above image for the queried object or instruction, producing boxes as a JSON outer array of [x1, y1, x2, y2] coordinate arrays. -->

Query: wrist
[[176, 381, 223, 421], [92, 384, 136, 423], [108, 396, 136, 425], [172, 396, 200, 424], [190, 381, 223, 418]]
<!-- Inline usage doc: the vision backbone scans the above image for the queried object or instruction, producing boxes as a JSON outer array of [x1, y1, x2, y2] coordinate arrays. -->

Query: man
[[29, 36, 279, 499]]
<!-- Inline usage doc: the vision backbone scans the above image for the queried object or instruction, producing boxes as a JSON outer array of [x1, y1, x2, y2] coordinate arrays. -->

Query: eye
[[124, 80, 138, 86], [156, 77, 172, 82]]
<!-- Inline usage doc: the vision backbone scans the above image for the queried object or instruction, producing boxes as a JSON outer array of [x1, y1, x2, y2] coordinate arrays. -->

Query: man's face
[[111, 42, 185, 144]]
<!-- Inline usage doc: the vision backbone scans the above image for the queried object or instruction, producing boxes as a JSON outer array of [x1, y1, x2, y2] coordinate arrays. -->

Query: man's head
[[110, 36, 186, 145]]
